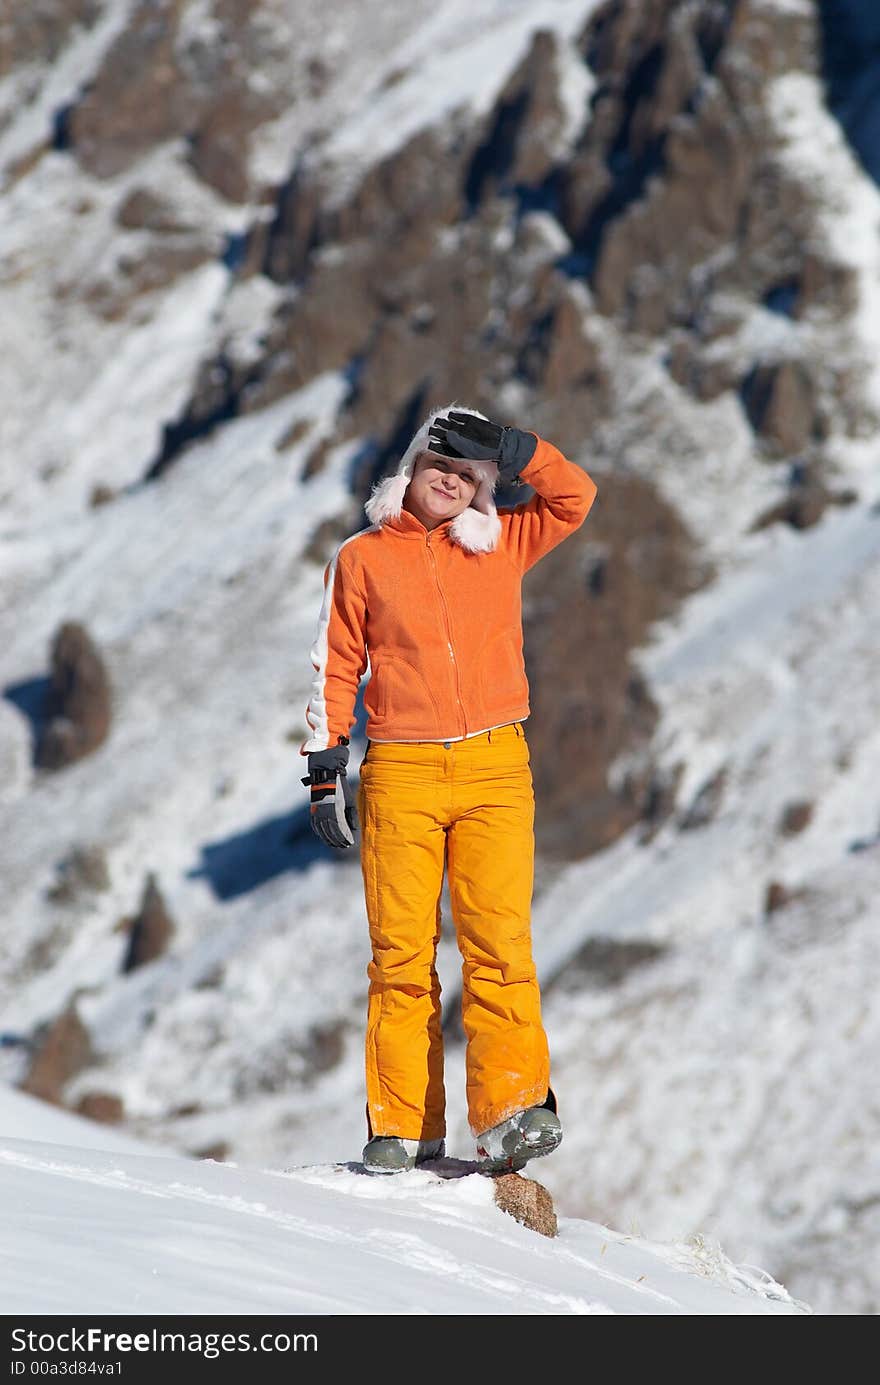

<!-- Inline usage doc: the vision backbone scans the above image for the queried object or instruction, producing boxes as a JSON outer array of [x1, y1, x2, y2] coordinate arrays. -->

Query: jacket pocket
[[368, 654, 441, 722]]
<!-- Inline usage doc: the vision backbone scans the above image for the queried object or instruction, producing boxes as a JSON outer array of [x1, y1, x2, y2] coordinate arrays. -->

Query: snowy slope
[[0, 1087, 808, 1315]]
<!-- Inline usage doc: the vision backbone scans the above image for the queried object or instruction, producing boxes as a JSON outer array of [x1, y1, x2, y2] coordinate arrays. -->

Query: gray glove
[[301, 740, 359, 850], [428, 411, 537, 485]]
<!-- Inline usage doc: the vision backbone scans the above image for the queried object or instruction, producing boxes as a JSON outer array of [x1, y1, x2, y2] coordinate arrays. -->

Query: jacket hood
[[364, 402, 502, 553]]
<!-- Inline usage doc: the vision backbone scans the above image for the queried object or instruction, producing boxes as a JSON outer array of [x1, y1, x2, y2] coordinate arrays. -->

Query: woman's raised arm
[[501, 436, 597, 573]]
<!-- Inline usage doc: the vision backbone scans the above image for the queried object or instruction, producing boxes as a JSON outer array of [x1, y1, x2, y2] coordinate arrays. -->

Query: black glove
[[300, 740, 359, 850], [428, 410, 537, 484]]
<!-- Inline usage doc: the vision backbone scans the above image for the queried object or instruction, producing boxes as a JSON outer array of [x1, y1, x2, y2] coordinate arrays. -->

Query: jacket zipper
[[426, 534, 467, 738]]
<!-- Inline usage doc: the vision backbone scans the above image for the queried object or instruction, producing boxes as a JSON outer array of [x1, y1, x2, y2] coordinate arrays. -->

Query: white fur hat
[[364, 402, 502, 553]]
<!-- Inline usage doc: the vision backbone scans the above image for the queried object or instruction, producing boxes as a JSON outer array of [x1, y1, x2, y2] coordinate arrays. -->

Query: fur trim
[[364, 472, 409, 526], [449, 503, 502, 553], [364, 402, 502, 553]]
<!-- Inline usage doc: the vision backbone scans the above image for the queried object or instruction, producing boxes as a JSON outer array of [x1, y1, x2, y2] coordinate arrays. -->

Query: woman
[[301, 406, 597, 1174]]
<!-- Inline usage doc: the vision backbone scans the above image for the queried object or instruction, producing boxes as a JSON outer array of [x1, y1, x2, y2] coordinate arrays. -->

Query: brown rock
[[171, 1102, 202, 1118], [37, 621, 112, 770], [665, 334, 741, 402], [764, 880, 790, 914], [743, 361, 819, 456], [726, 0, 818, 83], [89, 483, 117, 508], [195, 1142, 230, 1162], [779, 800, 814, 837], [545, 937, 666, 995], [798, 251, 858, 319], [302, 511, 361, 568], [565, 0, 749, 327], [594, 82, 751, 330], [560, 0, 833, 348], [558, 146, 613, 234], [301, 1021, 347, 1079], [492, 1172, 558, 1237], [750, 458, 844, 532], [65, 0, 286, 197], [300, 437, 330, 482], [251, 249, 379, 410], [0, 0, 100, 78], [21, 1002, 93, 1106], [66, 0, 192, 177], [341, 314, 437, 441], [115, 188, 198, 234], [751, 485, 830, 532], [122, 873, 175, 972], [266, 121, 465, 289], [275, 418, 311, 453], [580, 0, 683, 103], [541, 288, 607, 398], [469, 28, 577, 194], [187, 91, 255, 204], [47, 844, 110, 904], [336, 124, 464, 245], [75, 1091, 124, 1124]]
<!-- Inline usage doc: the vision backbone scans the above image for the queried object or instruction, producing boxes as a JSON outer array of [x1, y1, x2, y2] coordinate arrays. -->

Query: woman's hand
[[428, 411, 537, 484], [301, 742, 359, 849]]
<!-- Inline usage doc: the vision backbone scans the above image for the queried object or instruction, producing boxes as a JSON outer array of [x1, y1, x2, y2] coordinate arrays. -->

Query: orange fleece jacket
[[301, 438, 597, 751]]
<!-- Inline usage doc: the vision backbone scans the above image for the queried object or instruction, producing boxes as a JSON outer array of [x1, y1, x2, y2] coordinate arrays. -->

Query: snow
[[0, 0, 878, 1319], [760, 0, 813, 15], [0, 151, 233, 524], [768, 69, 880, 428], [315, 0, 599, 200], [0, 1086, 808, 1315]]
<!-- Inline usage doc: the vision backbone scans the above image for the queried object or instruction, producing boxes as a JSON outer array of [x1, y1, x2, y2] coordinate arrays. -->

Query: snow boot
[[362, 1136, 445, 1175], [475, 1094, 562, 1173]]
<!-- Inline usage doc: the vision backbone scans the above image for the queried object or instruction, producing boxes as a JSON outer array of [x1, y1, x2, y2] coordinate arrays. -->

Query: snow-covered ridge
[[0, 1088, 809, 1315]]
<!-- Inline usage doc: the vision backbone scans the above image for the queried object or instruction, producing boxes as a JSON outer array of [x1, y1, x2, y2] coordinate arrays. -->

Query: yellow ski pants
[[356, 721, 550, 1140]]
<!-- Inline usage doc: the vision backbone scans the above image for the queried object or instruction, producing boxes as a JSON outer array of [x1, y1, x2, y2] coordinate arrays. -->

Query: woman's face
[[403, 450, 479, 530]]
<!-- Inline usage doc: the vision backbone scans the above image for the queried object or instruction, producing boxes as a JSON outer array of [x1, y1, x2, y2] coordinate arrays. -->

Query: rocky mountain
[[1, 0, 879, 1314]]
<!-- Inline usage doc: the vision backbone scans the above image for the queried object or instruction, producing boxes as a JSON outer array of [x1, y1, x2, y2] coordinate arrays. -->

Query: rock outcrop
[[64, 0, 289, 201], [36, 622, 112, 770], [0, 0, 100, 81], [492, 1172, 558, 1237], [21, 1002, 94, 1106], [122, 873, 176, 972]]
